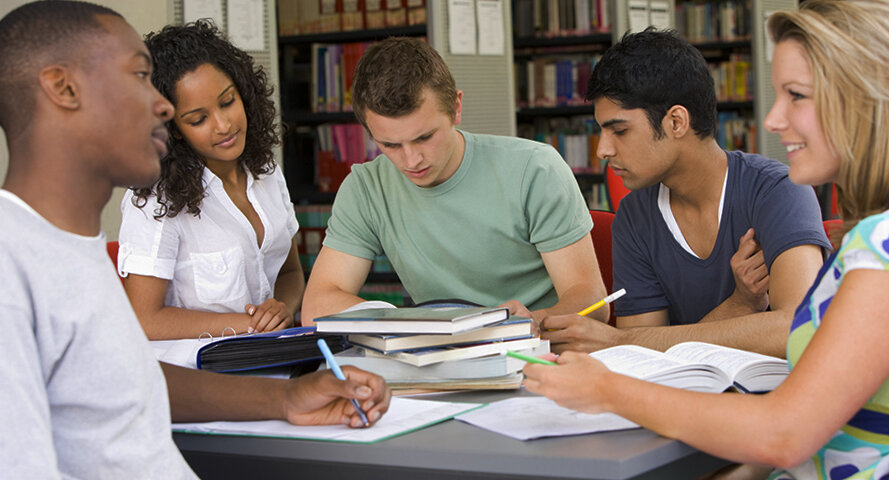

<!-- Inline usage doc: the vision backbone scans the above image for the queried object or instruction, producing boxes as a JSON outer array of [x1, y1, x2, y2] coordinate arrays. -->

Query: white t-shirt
[[118, 165, 299, 314], [0, 190, 195, 479]]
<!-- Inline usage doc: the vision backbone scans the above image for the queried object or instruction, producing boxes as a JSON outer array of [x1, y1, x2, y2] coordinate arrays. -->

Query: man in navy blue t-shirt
[[540, 29, 830, 358]]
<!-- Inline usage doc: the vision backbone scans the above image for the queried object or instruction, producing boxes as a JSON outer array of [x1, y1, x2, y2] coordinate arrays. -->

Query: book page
[[665, 342, 779, 378], [590, 345, 692, 378], [455, 396, 638, 440], [173, 398, 480, 443]]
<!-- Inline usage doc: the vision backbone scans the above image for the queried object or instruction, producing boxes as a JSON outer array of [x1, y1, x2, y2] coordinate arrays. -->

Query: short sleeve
[[611, 200, 671, 317], [322, 169, 382, 260], [117, 190, 179, 279], [748, 170, 830, 268], [522, 145, 593, 252], [0, 254, 61, 478], [839, 214, 889, 273]]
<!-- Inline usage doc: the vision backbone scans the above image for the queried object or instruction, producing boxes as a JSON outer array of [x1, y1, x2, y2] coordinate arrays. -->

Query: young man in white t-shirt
[[0, 3, 391, 477]]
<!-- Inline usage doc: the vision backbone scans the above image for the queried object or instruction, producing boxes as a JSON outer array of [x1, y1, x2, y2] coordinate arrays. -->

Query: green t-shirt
[[323, 130, 592, 311]]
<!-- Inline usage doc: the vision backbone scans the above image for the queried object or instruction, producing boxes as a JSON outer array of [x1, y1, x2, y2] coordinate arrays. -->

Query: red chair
[[106, 241, 124, 285], [589, 210, 616, 325], [823, 219, 843, 250], [604, 164, 630, 212]]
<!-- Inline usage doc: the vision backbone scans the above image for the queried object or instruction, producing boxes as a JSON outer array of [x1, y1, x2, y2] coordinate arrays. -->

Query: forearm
[[140, 307, 251, 340], [533, 283, 608, 323], [601, 373, 803, 467], [160, 363, 287, 422], [620, 310, 790, 356], [698, 293, 764, 323], [300, 285, 366, 326], [275, 270, 306, 317]]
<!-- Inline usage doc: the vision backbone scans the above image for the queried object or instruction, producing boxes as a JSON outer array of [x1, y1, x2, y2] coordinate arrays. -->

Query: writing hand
[[283, 367, 391, 428], [523, 351, 612, 414], [539, 313, 620, 354]]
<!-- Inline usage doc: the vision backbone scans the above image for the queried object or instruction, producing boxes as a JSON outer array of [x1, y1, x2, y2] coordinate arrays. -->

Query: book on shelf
[[592, 341, 789, 394], [376, 336, 541, 367], [313, 306, 510, 334], [365, 0, 386, 29], [347, 316, 533, 353], [333, 340, 550, 382]]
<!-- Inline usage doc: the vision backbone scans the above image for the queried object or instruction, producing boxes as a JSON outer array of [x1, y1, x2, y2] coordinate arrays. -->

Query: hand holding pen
[[534, 289, 629, 355], [317, 338, 373, 427]]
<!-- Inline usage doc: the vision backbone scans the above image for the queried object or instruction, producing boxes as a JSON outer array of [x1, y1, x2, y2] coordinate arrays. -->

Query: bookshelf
[[277, 2, 428, 303], [511, 0, 614, 210]]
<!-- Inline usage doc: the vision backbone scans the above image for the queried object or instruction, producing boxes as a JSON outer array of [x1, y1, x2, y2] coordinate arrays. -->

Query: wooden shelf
[[513, 32, 611, 49], [279, 25, 426, 45], [516, 105, 595, 120]]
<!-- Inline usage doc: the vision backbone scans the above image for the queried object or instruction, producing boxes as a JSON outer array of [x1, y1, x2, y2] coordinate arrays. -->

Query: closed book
[[196, 327, 347, 373], [314, 306, 509, 334], [347, 316, 532, 353], [333, 341, 549, 381], [383, 337, 541, 367]]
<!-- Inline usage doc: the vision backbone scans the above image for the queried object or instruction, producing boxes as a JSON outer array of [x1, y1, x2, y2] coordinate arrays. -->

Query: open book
[[592, 342, 789, 394]]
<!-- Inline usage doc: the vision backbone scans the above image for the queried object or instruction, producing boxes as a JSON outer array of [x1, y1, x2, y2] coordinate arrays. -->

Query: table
[[173, 389, 730, 479]]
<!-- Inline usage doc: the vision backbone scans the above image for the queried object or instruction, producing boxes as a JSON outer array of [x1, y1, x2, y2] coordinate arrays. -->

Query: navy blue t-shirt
[[611, 150, 831, 325]]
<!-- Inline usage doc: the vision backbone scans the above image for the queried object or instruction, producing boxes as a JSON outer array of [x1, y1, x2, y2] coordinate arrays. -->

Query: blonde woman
[[523, 0, 889, 477]]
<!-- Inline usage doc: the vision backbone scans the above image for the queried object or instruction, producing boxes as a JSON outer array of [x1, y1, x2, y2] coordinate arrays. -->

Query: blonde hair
[[769, 0, 889, 231]]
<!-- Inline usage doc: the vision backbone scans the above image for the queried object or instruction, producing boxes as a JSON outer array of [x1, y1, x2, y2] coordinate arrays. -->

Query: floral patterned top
[[769, 211, 889, 480]]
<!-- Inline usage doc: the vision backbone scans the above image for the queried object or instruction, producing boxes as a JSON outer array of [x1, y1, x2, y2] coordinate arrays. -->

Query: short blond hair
[[769, 0, 889, 228]]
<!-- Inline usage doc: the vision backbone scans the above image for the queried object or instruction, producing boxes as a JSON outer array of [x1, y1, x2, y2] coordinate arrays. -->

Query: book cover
[[347, 316, 532, 353], [196, 327, 348, 373], [333, 341, 549, 381], [314, 306, 509, 334], [383, 336, 541, 367]]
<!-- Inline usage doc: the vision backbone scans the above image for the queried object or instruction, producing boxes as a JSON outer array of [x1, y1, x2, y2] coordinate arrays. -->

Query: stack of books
[[313, 306, 547, 390]]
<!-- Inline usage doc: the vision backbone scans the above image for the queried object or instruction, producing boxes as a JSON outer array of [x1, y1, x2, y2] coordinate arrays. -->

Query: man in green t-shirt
[[301, 37, 608, 326]]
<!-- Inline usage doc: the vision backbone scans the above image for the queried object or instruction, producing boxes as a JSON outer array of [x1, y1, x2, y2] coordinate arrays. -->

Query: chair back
[[106, 241, 124, 285], [604, 165, 630, 212], [589, 210, 616, 325], [823, 219, 843, 251]]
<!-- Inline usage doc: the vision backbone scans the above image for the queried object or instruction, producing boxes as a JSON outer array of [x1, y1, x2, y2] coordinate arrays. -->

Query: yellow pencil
[[577, 288, 627, 316]]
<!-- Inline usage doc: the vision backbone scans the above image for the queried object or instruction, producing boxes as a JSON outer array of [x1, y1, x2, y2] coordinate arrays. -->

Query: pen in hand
[[577, 288, 627, 316], [317, 338, 371, 427]]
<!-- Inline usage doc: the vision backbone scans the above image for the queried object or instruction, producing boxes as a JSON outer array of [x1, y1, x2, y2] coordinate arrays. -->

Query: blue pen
[[317, 338, 370, 427]]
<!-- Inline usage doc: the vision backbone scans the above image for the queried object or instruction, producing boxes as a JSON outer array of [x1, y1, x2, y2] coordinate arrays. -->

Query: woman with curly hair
[[118, 20, 304, 340]]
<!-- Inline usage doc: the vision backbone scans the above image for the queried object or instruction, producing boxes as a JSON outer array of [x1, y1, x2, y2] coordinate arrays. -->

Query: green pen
[[506, 350, 557, 366]]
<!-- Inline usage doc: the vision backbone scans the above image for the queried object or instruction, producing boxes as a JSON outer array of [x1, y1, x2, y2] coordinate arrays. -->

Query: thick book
[[346, 316, 532, 353], [592, 341, 789, 394], [313, 306, 509, 334], [195, 327, 347, 373], [381, 337, 542, 367], [333, 341, 549, 382]]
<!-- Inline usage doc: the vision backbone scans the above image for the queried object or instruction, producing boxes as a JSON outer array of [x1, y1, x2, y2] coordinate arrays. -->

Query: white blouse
[[118, 165, 299, 314]]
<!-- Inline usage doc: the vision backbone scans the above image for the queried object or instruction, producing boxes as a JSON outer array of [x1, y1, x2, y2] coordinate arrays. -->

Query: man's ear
[[664, 105, 690, 139], [37, 65, 81, 110]]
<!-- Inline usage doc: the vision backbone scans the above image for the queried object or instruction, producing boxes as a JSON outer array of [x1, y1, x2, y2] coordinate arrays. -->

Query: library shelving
[[277, 2, 426, 303], [511, 0, 614, 210]]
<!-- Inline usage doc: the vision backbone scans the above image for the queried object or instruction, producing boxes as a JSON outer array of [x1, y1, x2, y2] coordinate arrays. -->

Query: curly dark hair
[[133, 19, 279, 218]]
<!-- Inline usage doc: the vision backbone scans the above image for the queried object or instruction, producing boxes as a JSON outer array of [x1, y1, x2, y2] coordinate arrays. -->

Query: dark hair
[[586, 28, 717, 140], [133, 19, 279, 218], [352, 37, 457, 128], [0, 1, 121, 137]]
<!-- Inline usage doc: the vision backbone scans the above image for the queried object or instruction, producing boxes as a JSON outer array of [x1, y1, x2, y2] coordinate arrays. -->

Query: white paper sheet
[[173, 397, 481, 443], [456, 396, 638, 440], [227, 0, 264, 51], [448, 0, 477, 55], [183, 0, 223, 24], [477, 0, 505, 55]]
